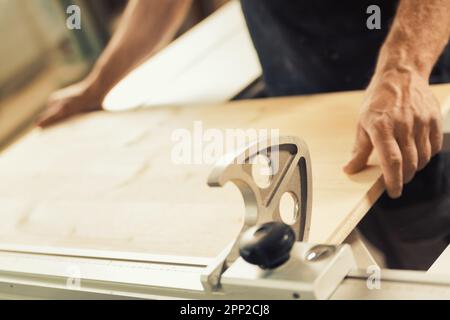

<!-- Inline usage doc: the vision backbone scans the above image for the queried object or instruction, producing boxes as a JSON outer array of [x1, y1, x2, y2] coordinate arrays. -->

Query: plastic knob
[[239, 222, 296, 269]]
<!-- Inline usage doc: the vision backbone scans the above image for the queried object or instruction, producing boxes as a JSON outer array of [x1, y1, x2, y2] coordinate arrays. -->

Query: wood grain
[[0, 85, 449, 259]]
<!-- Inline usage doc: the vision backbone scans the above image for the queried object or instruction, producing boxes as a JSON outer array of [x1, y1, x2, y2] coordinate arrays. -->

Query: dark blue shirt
[[241, 0, 450, 96]]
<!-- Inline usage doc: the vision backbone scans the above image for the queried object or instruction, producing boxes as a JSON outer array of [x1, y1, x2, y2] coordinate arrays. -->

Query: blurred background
[[0, 0, 228, 147]]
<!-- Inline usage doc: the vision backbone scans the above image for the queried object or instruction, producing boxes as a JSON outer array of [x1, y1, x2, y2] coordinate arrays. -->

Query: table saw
[[0, 85, 450, 299], [1, 0, 450, 300]]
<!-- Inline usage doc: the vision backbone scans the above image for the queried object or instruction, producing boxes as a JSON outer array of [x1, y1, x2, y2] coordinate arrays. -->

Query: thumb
[[344, 126, 373, 174]]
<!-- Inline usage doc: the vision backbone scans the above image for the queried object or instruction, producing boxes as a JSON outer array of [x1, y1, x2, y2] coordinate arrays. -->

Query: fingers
[[429, 116, 443, 157], [36, 104, 74, 128], [343, 125, 373, 174], [343, 118, 404, 198], [37, 82, 103, 128], [346, 71, 443, 199], [369, 121, 403, 198], [344, 116, 405, 198], [415, 118, 432, 171], [395, 120, 418, 184], [349, 114, 441, 199], [37, 99, 101, 128]]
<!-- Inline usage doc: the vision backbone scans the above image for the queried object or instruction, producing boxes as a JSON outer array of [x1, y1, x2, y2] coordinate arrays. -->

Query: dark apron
[[241, 0, 450, 96]]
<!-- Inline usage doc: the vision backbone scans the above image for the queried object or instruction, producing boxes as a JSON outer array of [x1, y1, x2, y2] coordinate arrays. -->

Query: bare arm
[[377, 0, 450, 78], [344, 0, 450, 198], [38, 0, 192, 127], [89, 0, 193, 96]]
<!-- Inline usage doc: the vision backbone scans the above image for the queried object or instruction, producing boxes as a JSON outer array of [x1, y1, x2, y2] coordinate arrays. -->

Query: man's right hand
[[37, 80, 104, 128]]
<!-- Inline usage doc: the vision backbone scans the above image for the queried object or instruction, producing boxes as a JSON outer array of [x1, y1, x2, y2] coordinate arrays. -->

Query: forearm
[[346, 0, 450, 197], [376, 0, 450, 79], [86, 0, 192, 98]]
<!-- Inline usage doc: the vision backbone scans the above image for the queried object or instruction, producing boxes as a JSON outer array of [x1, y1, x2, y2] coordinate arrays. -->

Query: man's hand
[[344, 68, 443, 198], [343, 0, 449, 198], [37, 80, 103, 128], [37, 0, 192, 128]]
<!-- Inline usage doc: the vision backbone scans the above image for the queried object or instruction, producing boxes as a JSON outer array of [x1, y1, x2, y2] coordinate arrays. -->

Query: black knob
[[239, 222, 296, 269]]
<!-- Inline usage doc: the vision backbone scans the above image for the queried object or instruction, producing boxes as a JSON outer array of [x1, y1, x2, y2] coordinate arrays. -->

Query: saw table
[[0, 84, 450, 299]]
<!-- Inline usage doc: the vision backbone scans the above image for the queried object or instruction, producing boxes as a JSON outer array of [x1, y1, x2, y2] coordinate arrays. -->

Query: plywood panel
[[0, 85, 449, 259], [429, 245, 450, 274]]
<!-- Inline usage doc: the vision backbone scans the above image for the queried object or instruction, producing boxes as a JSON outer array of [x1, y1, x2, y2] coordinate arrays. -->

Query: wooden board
[[1, 86, 449, 259], [429, 245, 450, 274]]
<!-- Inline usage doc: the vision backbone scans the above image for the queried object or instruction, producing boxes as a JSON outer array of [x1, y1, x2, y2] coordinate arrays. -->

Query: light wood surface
[[429, 245, 450, 274], [345, 230, 379, 268], [0, 85, 449, 260]]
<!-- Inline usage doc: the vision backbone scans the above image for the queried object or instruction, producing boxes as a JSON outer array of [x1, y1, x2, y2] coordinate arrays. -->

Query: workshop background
[[0, 0, 228, 147]]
